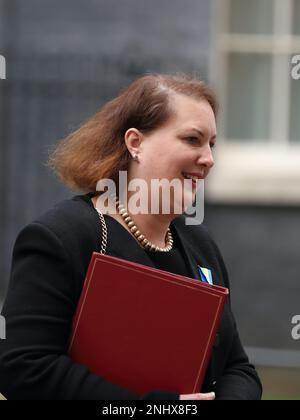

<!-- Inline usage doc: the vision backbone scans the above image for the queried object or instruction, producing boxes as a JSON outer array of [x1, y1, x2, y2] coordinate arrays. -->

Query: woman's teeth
[[182, 173, 200, 182]]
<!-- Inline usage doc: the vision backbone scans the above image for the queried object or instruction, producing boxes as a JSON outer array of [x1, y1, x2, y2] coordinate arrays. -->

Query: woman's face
[[125, 93, 217, 215]]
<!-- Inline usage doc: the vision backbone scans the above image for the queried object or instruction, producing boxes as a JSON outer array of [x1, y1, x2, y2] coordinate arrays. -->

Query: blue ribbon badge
[[197, 266, 213, 285]]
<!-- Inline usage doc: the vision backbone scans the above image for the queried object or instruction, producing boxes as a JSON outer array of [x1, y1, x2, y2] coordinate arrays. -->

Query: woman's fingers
[[179, 392, 215, 400]]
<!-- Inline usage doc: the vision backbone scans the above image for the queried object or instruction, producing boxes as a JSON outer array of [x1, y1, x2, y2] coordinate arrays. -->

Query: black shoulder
[[173, 214, 230, 289], [30, 195, 101, 261]]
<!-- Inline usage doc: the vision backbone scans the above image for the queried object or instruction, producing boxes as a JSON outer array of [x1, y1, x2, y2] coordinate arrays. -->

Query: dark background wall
[[205, 204, 300, 359]]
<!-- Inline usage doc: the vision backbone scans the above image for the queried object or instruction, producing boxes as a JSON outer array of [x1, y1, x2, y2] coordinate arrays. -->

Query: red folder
[[68, 253, 229, 395]]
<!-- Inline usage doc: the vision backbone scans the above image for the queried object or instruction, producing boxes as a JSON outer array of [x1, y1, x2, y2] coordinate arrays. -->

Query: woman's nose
[[196, 147, 215, 170]]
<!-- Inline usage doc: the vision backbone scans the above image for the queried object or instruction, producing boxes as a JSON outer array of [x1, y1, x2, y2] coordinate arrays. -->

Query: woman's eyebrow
[[177, 127, 204, 137], [187, 128, 204, 137], [182, 128, 217, 140]]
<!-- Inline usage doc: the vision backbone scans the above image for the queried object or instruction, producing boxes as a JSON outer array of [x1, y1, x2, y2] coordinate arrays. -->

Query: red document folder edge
[[68, 252, 229, 396]]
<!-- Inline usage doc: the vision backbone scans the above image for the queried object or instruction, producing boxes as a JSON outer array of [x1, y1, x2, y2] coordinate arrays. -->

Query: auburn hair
[[48, 73, 218, 192]]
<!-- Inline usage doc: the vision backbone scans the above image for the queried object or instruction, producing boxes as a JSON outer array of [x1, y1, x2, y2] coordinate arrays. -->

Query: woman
[[0, 74, 262, 400]]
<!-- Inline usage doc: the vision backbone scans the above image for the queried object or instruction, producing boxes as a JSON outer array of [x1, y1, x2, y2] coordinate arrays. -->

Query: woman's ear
[[124, 128, 143, 160]]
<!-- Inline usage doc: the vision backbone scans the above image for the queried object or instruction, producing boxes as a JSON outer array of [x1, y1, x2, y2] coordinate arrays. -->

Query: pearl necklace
[[112, 195, 174, 252]]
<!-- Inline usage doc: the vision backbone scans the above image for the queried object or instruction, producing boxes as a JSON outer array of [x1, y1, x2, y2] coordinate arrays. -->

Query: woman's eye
[[185, 137, 199, 144], [184, 137, 216, 150]]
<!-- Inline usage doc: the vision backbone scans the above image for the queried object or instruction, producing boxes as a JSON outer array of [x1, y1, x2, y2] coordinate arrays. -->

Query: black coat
[[0, 194, 262, 400]]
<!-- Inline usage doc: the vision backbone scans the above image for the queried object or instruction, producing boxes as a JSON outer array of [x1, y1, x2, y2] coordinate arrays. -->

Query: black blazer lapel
[[171, 217, 202, 282]]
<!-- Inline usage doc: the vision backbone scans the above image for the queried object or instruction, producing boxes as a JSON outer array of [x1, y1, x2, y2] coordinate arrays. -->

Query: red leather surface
[[68, 253, 228, 395]]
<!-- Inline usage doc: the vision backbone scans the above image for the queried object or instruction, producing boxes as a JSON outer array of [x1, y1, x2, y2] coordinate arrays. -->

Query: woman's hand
[[179, 392, 215, 400]]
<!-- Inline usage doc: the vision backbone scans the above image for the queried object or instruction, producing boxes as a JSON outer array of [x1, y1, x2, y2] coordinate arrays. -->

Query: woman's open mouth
[[182, 172, 204, 188]]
